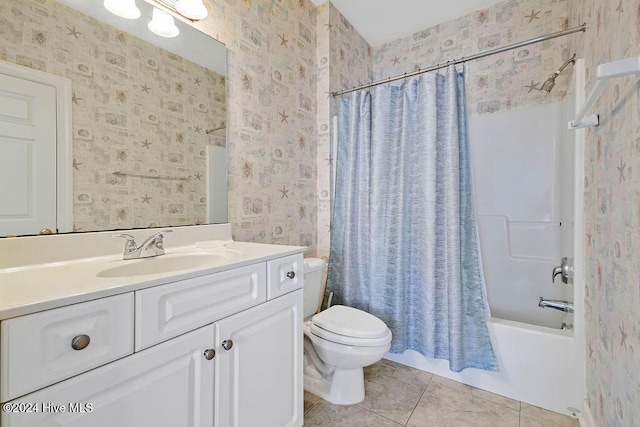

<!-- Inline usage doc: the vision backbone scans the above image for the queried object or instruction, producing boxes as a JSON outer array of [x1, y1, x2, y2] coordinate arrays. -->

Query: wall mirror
[[0, 0, 227, 237]]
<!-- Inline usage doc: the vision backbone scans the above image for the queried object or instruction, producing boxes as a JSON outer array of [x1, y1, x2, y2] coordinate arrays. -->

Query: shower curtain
[[328, 65, 496, 372]]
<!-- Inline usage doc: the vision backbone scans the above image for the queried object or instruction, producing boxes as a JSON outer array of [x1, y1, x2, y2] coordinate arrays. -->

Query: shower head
[[540, 54, 577, 93], [540, 76, 557, 93]]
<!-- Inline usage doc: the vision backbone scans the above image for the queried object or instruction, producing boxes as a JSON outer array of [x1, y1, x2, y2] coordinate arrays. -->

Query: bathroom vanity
[[0, 225, 304, 427]]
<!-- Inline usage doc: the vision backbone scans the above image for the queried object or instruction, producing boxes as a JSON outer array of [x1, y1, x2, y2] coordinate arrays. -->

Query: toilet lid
[[309, 322, 392, 347], [311, 305, 390, 339]]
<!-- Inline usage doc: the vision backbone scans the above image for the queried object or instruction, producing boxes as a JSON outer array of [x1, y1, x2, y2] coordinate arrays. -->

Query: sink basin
[[97, 253, 228, 278]]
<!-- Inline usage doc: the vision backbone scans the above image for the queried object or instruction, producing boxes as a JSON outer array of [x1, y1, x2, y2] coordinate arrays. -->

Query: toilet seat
[[310, 305, 392, 347]]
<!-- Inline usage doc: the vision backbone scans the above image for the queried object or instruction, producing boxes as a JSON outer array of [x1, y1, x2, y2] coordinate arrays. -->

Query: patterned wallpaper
[[191, 0, 318, 250], [315, 2, 372, 260], [568, 0, 640, 426], [0, 0, 226, 231], [373, 0, 572, 118]]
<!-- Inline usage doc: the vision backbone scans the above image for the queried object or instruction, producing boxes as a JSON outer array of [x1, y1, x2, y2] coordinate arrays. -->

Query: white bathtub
[[386, 314, 584, 417], [386, 59, 587, 418]]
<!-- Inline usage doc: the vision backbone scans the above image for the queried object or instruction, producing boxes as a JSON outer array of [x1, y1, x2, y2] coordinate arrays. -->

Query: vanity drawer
[[267, 254, 304, 300], [0, 293, 134, 402], [135, 262, 267, 351]]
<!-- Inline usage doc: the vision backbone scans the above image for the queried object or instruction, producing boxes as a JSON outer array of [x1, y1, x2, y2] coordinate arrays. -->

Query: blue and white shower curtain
[[328, 65, 497, 372]]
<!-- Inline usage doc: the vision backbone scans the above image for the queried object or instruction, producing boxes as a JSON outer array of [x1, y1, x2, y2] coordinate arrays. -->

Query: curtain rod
[[332, 23, 586, 97]]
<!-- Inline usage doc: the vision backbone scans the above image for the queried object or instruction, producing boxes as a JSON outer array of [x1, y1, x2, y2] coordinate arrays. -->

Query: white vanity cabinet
[[215, 289, 302, 427], [0, 252, 304, 427]]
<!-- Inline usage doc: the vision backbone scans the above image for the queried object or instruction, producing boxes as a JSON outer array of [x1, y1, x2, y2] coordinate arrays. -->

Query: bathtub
[[386, 314, 584, 417], [386, 59, 587, 418]]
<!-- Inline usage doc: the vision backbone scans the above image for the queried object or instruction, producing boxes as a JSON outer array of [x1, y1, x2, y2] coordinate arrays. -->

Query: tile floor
[[303, 359, 580, 427]]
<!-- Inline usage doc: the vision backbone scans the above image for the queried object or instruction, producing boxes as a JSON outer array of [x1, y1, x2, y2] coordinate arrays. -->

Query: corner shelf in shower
[[569, 55, 640, 129]]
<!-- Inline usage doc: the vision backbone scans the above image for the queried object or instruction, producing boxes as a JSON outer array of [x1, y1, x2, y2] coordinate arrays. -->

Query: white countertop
[[0, 225, 306, 320]]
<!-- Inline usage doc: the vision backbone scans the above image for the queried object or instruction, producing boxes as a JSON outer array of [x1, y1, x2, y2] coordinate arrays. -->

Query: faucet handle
[[142, 230, 173, 255], [113, 233, 138, 254], [151, 229, 173, 244], [552, 257, 573, 284]]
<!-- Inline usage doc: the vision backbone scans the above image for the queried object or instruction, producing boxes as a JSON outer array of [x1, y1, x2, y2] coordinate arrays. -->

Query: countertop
[[0, 240, 305, 321]]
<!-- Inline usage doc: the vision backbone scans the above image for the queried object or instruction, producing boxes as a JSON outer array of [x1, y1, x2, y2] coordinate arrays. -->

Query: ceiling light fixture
[[148, 7, 180, 38], [175, 0, 208, 20], [103, 0, 141, 20]]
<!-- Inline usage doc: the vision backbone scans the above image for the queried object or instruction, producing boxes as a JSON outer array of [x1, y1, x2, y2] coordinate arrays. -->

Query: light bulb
[[148, 7, 180, 38], [103, 0, 141, 20], [175, 0, 208, 20]]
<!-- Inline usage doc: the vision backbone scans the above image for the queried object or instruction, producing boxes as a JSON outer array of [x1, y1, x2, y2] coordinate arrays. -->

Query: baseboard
[[579, 399, 596, 427]]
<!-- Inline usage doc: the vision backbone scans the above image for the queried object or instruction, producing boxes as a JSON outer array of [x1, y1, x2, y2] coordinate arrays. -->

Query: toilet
[[303, 258, 392, 405]]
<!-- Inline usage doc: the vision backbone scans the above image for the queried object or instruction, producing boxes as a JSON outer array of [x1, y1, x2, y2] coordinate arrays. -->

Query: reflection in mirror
[[0, 0, 227, 237]]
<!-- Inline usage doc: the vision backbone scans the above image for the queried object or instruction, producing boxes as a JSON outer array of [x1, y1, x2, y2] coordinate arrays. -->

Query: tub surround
[[0, 224, 306, 320]]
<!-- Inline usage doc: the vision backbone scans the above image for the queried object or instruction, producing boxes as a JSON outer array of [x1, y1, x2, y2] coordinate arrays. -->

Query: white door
[[1, 324, 215, 427], [0, 72, 57, 236], [215, 290, 303, 427]]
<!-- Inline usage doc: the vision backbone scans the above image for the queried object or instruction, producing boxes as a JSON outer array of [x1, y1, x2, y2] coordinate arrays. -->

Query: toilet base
[[304, 367, 365, 405]]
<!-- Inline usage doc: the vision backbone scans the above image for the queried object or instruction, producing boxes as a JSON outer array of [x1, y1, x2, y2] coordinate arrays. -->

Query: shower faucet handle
[[552, 257, 573, 284]]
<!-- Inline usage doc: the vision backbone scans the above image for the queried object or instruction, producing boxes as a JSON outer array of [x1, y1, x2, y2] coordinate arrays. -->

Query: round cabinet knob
[[286, 271, 295, 279], [222, 340, 233, 351], [203, 349, 216, 360], [71, 334, 91, 351], [39, 228, 53, 235]]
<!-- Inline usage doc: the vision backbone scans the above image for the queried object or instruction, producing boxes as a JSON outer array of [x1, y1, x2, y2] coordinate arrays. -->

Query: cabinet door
[[215, 290, 303, 427], [2, 325, 215, 427]]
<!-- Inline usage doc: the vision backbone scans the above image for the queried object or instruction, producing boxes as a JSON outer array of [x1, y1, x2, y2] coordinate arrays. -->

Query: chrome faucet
[[538, 297, 574, 313], [113, 230, 173, 260]]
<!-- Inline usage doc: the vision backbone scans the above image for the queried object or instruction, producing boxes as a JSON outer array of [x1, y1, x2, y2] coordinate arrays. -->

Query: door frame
[[0, 60, 73, 233]]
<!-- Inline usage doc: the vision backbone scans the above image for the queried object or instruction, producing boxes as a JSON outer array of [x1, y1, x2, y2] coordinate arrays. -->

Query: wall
[[373, 0, 571, 118], [0, 0, 226, 231], [568, 0, 640, 425], [315, 2, 372, 260], [193, 0, 318, 249]]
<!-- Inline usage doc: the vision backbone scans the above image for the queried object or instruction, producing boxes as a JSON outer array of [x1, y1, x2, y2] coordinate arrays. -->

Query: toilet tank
[[303, 258, 326, 318]]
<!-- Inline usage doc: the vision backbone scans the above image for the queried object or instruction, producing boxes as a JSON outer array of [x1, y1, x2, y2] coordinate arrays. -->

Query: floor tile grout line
[[355, 393, 411, 426], [358, 362, 435, 425], [403, 375, 434, 426]]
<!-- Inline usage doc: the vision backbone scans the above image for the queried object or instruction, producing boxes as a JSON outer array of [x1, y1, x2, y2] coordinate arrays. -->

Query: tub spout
[[538, 297, 574, 313]]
